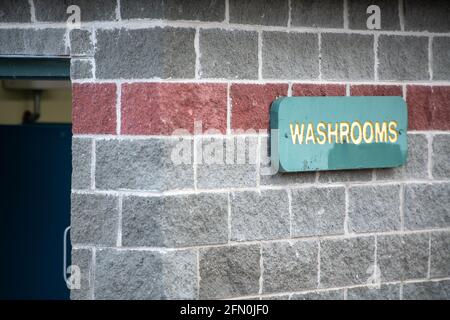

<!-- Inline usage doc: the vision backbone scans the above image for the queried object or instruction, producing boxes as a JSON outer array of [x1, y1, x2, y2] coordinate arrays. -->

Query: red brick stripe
[[231, 83, 288, 131], [72, 82, 450, 135], [350, 84, 402, 96], [407, 85, 450, 130], [121, 83, 227, 135], [72, 83, 117, 134], [292, 83, 346, 96]]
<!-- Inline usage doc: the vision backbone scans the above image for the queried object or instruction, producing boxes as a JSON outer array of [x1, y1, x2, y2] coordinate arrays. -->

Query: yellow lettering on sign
[[316, 122, 327, 145], [363, 121, 374, 143], [305, 123, 316, 144], [351, 121, 363, 145], [289, 120, 400, 145], [327, 123, 339, 144], [388, 121, 398, 143], [290, 122, 305, 144], [339, 122, 350, 143], [375, 121, 388, 143]]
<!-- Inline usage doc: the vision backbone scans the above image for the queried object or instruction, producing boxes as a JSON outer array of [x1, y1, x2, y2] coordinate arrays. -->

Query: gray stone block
[[404, 0, 450, 32], [95, 27, 195, 79], [71, 138, 92, 189], [403, 280, 450, 300], [95, 249, 197, 299], [348, 0, 400, 30], [229, 0, 288, 26], [120, 0, 164, 19], [95, 139, 194, 191], [34, 0, 117, 22], [291, 0, 343, 28], [230, 190, 290, 241], [71, 59, 93, 80], [378, 36, 429, 81], [321, 33, 374, 80], [120, 0, 225, 22], [348, 185, 401, 233], [262, 240, 318, 293], [404, 183, 450, 230], [0, 0, 31, 22], [71, 193, 118, 246], [376, 134, 428, 180], [347, 284, 400, 300], [262, 32, 319, 79], [0, 29, 68, 56], [432, 135, 450, 179], [377, 233, 429, 282], [122, 193, 228, 247], [291, 187, 345, 237], [404, 134, 429, 178], [430, 231, 450, 278], [240, 297, 263, 300], [196, 136, 257, 189], [70, 248, 93, 300], [199, 29, 258, 79], [260, 137, 316, 185], [320, 237, 375, 288], [0, 29, 31, 55], [70, 29, 94, 56], [199, 245, 260, 299], [280, 292, 296, 300], [318, 169, 373, 183], [261, 294, 290, 300], [433, 38, 450, 80], [261, 172, 316, 186], [291, 289, 344, 300]]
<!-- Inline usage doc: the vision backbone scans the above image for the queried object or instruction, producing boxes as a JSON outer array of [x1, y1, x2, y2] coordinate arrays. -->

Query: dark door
[[0, 124, 72, 299]]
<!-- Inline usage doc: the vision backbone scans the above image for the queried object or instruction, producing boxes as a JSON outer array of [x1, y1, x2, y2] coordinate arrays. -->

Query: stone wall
[[1, 0, 449, 300]]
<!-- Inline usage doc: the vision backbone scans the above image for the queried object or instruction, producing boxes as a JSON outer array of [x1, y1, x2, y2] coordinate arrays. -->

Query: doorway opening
[[0, 57, 72, 299]]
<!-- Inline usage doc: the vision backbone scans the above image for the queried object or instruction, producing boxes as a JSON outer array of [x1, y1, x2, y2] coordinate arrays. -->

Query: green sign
[[270, 96, 407, 172]]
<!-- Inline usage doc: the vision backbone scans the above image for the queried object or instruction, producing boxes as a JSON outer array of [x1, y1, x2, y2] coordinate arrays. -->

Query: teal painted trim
[[0, 57, 70, 80], [270, 96, 408, 172]]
